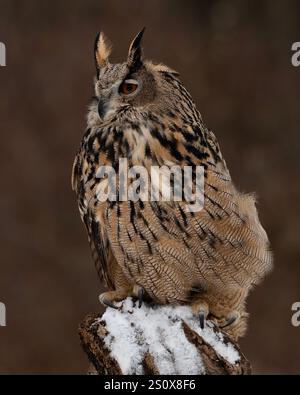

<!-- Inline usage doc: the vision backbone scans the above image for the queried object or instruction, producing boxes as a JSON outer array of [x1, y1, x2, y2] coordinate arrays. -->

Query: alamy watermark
[[291, 302, 300, 327], [291, 42, 300, 67], [0, 302, 6, 327], [95, 159, 204, 212], [0, 42, 6, 67]]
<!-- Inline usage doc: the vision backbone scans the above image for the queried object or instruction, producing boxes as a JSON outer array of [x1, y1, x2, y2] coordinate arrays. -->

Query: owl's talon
[[138, 287, 144, 308], [192, 300, 209, 330], [99, 294, 119, 309], [132, 285, 145, 308], [102, 298, 119, 309], [199, 311, 206, 329], [219, 312, 240, 329]]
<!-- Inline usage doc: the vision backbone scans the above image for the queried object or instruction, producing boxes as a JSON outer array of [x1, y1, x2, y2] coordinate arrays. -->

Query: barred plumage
[[72, 29, 272, 339]]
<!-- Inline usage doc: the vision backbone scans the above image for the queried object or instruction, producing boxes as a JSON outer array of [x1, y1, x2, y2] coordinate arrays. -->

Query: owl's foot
[[210, 310, 243, 341], [99, 289, 131, 309], [216, 311, 240, 329], [191, 299, 240, 332], [99, 285, 146, 309], [131, 285, 145, 308], [191, 300, 209, 330]]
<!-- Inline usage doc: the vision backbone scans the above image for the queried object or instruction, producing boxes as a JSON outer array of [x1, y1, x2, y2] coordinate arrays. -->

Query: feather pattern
[[72, 33, 272, 339]]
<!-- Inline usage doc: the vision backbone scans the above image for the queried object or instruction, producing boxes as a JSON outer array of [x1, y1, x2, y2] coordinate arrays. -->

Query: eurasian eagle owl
[[72, 29, 272, 340]]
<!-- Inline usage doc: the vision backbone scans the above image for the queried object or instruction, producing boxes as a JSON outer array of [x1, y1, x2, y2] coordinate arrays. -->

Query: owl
[[72, 29, 272, 340]]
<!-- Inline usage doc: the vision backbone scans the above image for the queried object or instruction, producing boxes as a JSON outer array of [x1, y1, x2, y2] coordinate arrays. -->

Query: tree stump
[[79, 298, 251, 375]]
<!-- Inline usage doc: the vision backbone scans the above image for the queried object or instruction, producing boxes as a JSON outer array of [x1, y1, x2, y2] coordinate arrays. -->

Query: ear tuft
[[127, 27, 146, 69], [94, 32, 112, 75]]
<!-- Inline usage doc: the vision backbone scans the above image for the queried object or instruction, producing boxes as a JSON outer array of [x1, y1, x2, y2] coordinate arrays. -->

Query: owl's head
[[92, 28, 191, 123]]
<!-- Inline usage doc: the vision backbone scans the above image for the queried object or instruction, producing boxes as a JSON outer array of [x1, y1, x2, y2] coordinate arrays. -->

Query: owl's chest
[[79, 126, 151, 200]]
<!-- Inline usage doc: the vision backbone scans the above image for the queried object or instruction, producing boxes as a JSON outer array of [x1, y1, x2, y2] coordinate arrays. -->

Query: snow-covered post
[[79, 298, 251, 375]]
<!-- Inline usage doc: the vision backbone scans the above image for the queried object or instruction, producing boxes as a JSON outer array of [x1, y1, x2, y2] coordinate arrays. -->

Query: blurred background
[[0, 0, 299, 374]]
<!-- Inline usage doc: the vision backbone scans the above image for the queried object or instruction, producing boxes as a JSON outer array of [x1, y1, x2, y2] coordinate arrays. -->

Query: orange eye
[[119, 79, 139, 95]]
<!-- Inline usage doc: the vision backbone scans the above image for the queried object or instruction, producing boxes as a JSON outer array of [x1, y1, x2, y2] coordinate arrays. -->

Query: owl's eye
[[119, 79, 139, 95]]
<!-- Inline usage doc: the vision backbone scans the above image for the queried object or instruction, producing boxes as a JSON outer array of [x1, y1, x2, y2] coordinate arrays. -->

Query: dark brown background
[[0, 0, 299, 374]]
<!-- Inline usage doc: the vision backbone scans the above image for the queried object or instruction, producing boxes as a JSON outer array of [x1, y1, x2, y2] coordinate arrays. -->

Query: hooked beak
[[97, 87, 120, 121]]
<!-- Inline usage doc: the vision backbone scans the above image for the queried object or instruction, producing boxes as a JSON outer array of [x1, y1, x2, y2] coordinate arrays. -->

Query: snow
[[100, 298, 240, 375]]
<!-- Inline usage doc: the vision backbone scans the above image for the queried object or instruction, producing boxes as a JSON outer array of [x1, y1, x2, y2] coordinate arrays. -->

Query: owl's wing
[[103, 177, 271, 302], [100, 126, 272, 303], [72, 153, 113, 288]]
